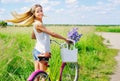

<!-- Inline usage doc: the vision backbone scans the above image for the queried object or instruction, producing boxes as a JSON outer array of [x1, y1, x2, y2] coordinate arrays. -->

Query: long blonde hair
[[6, 4, 42, 26]]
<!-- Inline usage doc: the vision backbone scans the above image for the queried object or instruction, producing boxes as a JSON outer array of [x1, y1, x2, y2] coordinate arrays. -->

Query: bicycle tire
[[61, 63, 79, 81], [32, 71, 51, 81]]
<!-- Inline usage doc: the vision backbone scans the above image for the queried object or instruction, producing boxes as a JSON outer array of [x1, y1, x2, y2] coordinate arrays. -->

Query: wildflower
[[68, 27, 82, 43]]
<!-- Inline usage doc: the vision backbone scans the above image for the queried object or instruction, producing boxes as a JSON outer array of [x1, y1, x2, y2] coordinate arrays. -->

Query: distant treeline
[[3, 23, 120, 27], [95, 25, 120, 27], [45, 24, 120, 27]]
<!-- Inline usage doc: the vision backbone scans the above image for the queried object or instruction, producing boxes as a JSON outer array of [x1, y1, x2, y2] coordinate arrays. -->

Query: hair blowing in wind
[[5, 4, 42, 26]]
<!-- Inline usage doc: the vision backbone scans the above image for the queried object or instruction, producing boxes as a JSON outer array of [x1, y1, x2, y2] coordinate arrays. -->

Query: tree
[[0, 21, 7, 27]]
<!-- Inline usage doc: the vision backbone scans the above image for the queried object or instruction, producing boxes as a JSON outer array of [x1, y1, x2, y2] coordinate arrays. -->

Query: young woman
[[6, 4, 72, 81]]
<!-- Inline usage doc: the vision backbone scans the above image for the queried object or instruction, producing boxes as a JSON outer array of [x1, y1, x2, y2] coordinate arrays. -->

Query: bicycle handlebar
[[50, 39, 75, 49], [50, 40, 61, 45]]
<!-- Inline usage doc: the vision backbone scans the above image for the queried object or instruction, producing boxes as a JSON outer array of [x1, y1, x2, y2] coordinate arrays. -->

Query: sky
[[0, 0, 120, 25]]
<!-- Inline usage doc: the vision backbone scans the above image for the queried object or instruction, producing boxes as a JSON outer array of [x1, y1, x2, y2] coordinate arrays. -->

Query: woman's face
[[34, 6, 43, 20]]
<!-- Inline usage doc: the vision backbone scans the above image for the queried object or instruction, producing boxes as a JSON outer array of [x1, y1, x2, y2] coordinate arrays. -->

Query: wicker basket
[[60, 43, 78, 62]]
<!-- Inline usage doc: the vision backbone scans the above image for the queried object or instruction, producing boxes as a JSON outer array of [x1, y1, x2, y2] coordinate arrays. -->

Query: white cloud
[[1, 0, 49, 4], [65, 0, 78, 8], [1, 0, 44, 4], [72, 0, 120, 15], [95, 1, 117, 14], [31, 0, 61, 7], [108, 0, 120, 6], [65, 0, 77, 4], [81, 15, 85, 19], [44, 6, 52, 12], [49, 1, 60, 6], [31, 0, 49, 6], [64, 0, 79, 16], [0, 8, 5, 14], [43, 1, 60, 12], [77, 1, 115, 15], [40, 0, 49, 5], [55, 8, 64, 13], [20, 7, 30, 13], [97, 1, 104, 5], [78, 5, 95, 11], [1, 0, 19, 3], [24, 0, 34, 3], [31, 0, 60, 13], [0, 8, 7, 20]]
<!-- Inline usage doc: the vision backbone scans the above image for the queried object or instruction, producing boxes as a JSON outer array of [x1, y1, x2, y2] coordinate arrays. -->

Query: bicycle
[[27, 40, 79, 81]]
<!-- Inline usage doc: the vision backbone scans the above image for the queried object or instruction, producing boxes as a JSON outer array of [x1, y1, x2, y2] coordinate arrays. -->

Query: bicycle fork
[[59, 62, 66, 81]]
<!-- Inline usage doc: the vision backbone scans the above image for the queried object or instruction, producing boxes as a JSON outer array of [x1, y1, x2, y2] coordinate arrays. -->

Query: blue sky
[[0, 0, 120, 25]]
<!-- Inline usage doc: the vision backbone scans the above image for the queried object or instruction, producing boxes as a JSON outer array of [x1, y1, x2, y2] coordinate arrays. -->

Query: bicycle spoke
[[33, 72, 50, 81], [61, 63, 79, 81]]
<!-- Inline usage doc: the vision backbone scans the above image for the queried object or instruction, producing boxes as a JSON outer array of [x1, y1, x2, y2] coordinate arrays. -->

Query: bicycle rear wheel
[[61, 63, 79, 81], [33, 71, 50, 81]]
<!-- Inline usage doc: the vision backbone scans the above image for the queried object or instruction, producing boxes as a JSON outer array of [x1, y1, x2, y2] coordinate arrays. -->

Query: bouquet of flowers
[[67, 27, 82, 43]]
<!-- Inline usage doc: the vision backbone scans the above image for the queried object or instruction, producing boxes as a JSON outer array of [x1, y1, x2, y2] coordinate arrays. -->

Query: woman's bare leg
[[39, 61, 47, 81], [34, 61, 47, 81], [34, 61, 40, 81], [39, 61, 47, 71]]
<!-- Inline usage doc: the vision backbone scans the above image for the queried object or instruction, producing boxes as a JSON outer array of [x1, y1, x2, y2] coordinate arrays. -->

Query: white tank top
[[33, 20, 50, 53]]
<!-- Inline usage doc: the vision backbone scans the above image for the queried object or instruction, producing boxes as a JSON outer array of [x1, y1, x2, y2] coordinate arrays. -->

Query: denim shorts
[[32, 49, 41, 61]]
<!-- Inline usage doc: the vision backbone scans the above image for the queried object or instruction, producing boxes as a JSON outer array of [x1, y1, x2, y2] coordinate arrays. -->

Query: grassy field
[[96, 25, 120, 32], [0, 25, 118, 81]]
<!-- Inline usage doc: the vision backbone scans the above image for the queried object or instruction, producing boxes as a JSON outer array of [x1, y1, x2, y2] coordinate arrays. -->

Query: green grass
[[0, 26, 118, 81], [96, 25, 120, 32]]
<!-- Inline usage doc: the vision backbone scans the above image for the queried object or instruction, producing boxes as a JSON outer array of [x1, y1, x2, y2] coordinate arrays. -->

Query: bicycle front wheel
[[61, 63, 79, 81], [33, 71, 50, 81]]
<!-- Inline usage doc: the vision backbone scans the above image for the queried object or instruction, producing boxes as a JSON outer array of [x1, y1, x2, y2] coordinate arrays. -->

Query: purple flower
[[67, 27, 82, 43]]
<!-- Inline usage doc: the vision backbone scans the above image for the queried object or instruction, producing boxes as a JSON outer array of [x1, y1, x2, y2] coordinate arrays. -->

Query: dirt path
[[96, 32, 120, 81]]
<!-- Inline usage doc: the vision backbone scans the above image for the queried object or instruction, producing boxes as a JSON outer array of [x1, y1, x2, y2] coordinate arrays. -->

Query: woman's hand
[[65, 39, 73, 44]]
